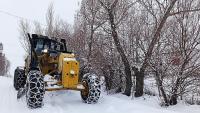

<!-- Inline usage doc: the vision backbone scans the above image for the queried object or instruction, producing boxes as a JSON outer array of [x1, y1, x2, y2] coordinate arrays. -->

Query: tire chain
[[82, 73, 101, 104], [14, 68, 26, 90], [26, 70, 45, 108]]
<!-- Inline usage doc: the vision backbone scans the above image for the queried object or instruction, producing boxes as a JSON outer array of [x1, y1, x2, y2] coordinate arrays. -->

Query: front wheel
[[81, 73, 101, 104], [26, 70, 45, 109]]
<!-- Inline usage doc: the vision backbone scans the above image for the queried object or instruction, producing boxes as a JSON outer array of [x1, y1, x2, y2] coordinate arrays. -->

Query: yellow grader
[[13, 34, 101, 108]]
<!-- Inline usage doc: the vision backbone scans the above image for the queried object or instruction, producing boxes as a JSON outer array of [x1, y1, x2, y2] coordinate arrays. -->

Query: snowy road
[[0, 76, 199, 113]]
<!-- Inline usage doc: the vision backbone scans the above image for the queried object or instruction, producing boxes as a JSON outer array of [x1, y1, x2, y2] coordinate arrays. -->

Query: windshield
[[35, 39, 43, 50], [35, 39, 44, 55], [33, 38, 66, 54], [50, 41, 65, 51]]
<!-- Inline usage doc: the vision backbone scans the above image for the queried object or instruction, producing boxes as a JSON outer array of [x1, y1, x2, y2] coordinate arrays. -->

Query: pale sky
[[0, 0, 81, 75]]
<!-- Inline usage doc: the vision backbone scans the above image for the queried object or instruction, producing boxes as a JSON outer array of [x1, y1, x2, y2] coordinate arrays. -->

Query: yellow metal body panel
[[62, 59, 79, 88], [58, 53, 79, 88], [58, 53, 75, 73], [31, 53, 59, 75]]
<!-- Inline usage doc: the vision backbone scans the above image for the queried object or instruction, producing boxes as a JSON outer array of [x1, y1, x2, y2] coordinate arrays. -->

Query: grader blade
[[17, 88, 26, 99]]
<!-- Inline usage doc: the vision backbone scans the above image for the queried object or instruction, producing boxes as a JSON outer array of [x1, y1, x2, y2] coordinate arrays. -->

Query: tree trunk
[[169, 94, 178, 105], [134, 68, 144, 97], [155, 71, 169, 106], [87, 24, 95, 63], [108, 9, 132, 96], [169, 78, 181, 105]]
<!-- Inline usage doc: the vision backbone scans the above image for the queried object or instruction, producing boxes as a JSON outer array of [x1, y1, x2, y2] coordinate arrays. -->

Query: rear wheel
[[81, 73, 101, 104], [26, 70, 45, 109], [14, 67, 26, 90]]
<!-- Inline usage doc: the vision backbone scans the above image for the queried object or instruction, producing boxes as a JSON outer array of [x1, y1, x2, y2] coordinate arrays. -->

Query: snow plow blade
[[17, 88, 26, 99]]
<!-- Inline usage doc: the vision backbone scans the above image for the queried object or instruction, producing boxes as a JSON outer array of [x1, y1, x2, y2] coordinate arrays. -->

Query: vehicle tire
[[26, 70, 45, 108], [14, 67, 26, 90], [81, 73, 101, 104]]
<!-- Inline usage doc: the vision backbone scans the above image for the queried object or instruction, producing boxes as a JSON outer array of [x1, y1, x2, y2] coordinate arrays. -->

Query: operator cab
[[31, 34, 68, 55]]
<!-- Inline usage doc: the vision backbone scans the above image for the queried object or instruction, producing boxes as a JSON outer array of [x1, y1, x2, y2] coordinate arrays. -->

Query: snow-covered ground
[[0, 76, 199, 113]]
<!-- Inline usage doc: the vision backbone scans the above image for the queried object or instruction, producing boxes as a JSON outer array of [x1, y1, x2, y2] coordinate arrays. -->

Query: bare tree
[[98, 0, 135, 96], [131, 0, 178, 97], [147, 0, 200, 105], [18, 20, 31, 53], [45, 3, 55, 38], [134, 0, 200, 97], [34, 21, 43, 35], [80, 0, 106, 64]]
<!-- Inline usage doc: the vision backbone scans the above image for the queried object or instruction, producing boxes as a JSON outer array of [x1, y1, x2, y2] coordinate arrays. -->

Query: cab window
[[35, 39, 44, 50]]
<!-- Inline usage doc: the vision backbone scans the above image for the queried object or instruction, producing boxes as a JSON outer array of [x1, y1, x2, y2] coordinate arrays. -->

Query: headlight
[[42, 49, 48, 53], [70, 70, 75, 75]]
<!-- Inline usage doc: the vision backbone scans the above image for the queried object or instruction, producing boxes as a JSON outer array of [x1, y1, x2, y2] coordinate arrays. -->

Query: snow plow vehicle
[[13, 33, 101, 108]]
